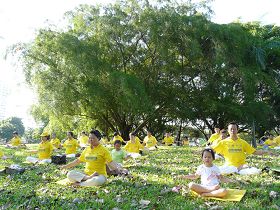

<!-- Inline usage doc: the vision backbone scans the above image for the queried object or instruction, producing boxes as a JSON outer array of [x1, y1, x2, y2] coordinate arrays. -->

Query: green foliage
[[0, 117, 25, 141], [0, 145, 279, 209], [16, 0, 280, 138]]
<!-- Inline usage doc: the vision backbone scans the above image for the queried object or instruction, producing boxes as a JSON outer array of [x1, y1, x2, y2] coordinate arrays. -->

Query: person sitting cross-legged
[[61, 130, 123, 187], [212, 122, 275, 175]]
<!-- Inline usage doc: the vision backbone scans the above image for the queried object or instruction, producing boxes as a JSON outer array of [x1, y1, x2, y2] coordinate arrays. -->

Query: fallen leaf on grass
[[160, 187, 172, 195], [72, 198, 82, 204], [269, 191, 278, 199], [96, 198, 104, 203], [139, 199, 150, 206]]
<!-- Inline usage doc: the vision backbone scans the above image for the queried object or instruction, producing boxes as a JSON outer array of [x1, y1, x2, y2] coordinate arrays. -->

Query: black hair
[[13, 131, 18, 135], [202, 148, 215, 160], [67, 131, 74, 137], [90, 130, 102, 140], [46, 135, 50, 140], [228, 122, 239, 129], [81, 131, 86, 134], [131, 132, 137, 136], [113, 132, 119, 136], [114, 140, 122, 145]]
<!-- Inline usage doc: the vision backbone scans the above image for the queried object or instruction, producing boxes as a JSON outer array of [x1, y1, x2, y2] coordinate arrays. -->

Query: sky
[[0, 0, 279, 128]]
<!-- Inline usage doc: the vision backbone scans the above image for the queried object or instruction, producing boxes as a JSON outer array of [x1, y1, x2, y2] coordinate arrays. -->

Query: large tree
[[17, 0, 280, 139]]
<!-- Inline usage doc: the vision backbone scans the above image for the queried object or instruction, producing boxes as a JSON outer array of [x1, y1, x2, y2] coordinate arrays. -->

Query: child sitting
[[107, 140, 130, 176], [180, 148, 227, 198]]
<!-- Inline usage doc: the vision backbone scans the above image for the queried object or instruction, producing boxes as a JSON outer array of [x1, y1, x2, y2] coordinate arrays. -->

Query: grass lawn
[[0, 145, 279, 209]]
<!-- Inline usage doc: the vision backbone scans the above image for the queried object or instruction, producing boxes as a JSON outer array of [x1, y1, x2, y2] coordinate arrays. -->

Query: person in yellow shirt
[[0, 149, 8, 160], [61, 129, 122, 186], [26, 132, 53, 164], [207, 127, 220, 145], [100, 134, 110, 145], [273, 135, 280, 150], [50, 133, 61, 149], [7, 131, 22, 148], [212, 122, 273, 175], [162, 132, 174, 146], [78, 131, 89, 148], [182, 136, 189, 146], [274, 135, 280, 146], [264, 133, 277, 148], [143, 130, 158, 149], [212, 129, 227, 147], [112, 132, 125, 145], [124, 132, 144, 158], [63, 131, 79, 157]]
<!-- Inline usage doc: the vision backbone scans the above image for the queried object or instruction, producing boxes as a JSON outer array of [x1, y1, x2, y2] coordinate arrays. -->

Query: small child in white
[[181, 148, 227, 198]]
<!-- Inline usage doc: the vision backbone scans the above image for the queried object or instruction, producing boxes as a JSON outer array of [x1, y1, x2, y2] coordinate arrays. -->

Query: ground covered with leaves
[[0, 145, 279, 209]]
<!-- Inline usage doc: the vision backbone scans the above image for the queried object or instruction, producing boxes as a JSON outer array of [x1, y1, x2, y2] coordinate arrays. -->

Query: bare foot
[[208, 184, 220, 191], [71, 182, 81, 187]]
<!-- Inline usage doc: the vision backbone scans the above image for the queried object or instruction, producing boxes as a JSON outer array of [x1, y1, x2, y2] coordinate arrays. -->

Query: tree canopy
[[18, 0, 280, 139]]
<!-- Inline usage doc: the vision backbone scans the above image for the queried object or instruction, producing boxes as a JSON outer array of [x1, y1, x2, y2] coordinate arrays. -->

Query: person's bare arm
[[61, 159, 81, 170], [179, 174, 199, 180]]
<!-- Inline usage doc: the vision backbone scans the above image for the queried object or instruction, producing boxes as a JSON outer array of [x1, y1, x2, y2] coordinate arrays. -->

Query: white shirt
[[196, 164, 220, 186]]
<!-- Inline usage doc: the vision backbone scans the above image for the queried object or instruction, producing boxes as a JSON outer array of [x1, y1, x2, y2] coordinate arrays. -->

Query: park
[[0, 0, 280, 209]]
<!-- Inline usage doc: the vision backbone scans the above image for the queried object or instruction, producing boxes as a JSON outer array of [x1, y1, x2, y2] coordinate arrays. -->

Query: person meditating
[[212, 122, 273, 175], [180, 148, 227, 198], [61, 130, 122, 186]]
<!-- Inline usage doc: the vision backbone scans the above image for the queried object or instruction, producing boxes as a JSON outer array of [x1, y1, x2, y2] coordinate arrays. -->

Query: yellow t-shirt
[[112, 135, 124, 143], [100, 137, 109, 145], [38, 141, 53, 160], [274, 136, 280, 146], [124, 140, 144, 153], [63, 139, 79, 154], [264, 139, 276, 147], [79, 144, 112, 176], [212, 137, 222, 147], [50, 138, 61, 149], [212, 137, 256, 167], [11, 137, 21, 146], [0, 149, 3, 157], [143, 136, 157, 148], [208, 133, 220, 144], [78, 135, 89, 145], [162, 136, 174, 145]]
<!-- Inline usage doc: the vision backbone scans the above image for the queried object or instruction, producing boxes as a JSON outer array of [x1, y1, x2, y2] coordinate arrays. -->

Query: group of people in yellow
[[1, 123, 279, 196], [206, 123, 279, 175]]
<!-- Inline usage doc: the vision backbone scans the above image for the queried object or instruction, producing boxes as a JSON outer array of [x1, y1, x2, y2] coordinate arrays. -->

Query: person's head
[[114, 140, 122, 150], [40, 132, 50, 141], [88, 130, 102, 147], [183, 136, 189, 140], [113, 132, 119, 137], [147, 130, 152, 137], [130, 132, 136, 142], [214, 126, 220, 134], [67, 131, 74, 139], [13, 131, 18, 136], [201, 148, 215, 166], [51, 133, 56, 139], [220, 129, 227, 139], [228, 122, 238, 136], [165, 132, 171, 137], [81, 131, 86, 136], [268, 133, 274, 140]]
